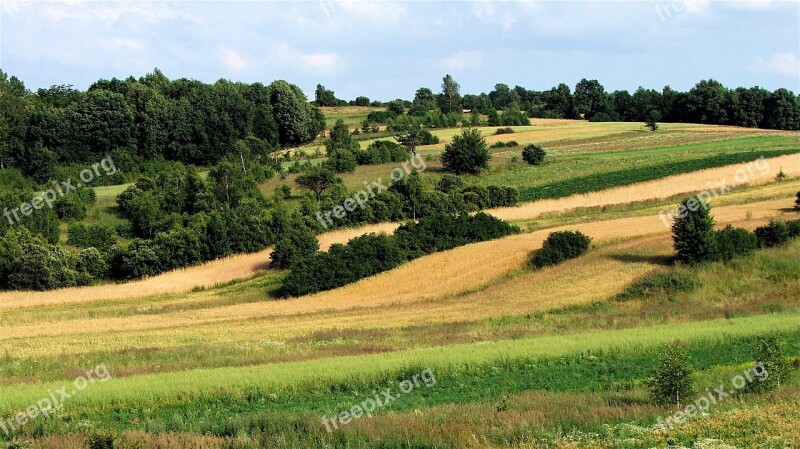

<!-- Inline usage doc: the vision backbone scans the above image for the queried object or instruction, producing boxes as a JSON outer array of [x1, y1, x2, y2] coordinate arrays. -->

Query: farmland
[[1, 105, 799, 447]]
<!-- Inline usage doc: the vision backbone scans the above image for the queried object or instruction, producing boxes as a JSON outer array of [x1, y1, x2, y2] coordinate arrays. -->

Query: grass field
[[2, 115, 800, 448]]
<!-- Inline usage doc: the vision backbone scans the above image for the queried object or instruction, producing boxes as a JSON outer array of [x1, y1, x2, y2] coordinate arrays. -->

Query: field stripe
[[1, 309, 798, 413]]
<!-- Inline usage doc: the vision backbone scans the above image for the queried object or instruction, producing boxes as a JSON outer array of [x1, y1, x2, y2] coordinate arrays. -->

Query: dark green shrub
[[495, 127, 515, 135], [53, 194, 88, 221], [714, 225, 757, 261], [120, 240, 161, 279], [787, 219, 800, 238], [522, 144, 546, 165], [76, 247, 108, 279], [795, 191, 800, 210], [270, 227, 319, 269], [646, 342, 695, 407], [67, 223, 117, 250], [531, 230, 591, 268], [755, 220, 790, 248]]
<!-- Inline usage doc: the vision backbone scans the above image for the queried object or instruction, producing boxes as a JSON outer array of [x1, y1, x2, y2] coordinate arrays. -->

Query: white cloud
[[219, 46, 248, 71], [301, 53, 339, 71], [335, 0, 406, 21], [33, 1, 202, 25], [101, 38, 145, 52], [441, 51, 484, 71], [273, 43, 341, 73], [748, 52, 800, 77]]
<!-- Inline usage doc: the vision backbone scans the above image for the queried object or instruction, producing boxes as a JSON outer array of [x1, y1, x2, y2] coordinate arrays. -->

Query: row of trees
[[279, 212, 519, 296], [462, 79, 800, 130], [671, 197, 800, 265], [0, 69, 325, 182], [341, 75, 799, 131]]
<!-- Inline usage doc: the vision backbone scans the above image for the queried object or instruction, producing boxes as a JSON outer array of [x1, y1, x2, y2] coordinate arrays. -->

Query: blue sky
[[1, 1, 798, 100]]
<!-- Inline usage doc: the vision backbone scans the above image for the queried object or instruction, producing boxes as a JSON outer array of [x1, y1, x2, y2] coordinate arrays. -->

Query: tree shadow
[[606, 253, 676, 266]]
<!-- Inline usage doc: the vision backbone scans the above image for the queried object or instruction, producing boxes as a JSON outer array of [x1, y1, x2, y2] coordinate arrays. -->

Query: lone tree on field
[[645, 110, 660, 132], [295, 165, 340, 201], [672, 197, 716, 264], [522, 144, 546, 165], [441, 127, 490, 175], [647, 342, 695, 407], [746, 335, 790, 393]]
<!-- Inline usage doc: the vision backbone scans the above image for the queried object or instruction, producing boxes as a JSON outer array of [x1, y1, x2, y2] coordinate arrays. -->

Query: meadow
[[1, 111, 799, 448]]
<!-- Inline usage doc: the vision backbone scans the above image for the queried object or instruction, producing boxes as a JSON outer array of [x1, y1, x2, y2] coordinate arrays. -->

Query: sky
[[1, 0, 799, 100]]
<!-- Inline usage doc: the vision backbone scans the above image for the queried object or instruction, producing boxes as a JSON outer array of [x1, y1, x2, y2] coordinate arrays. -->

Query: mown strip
[[519, 148, 800, 201], [1, 309, 799, 415]]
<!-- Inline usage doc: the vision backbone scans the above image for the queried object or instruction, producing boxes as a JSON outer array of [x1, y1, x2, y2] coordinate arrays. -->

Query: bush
[[531, 230, 591, 268], [795, 191, 800, 210], [672, 197, 716, 264], [746, 335, 791, 393], [490, 141, 518, 149], [714, 225, 757, 261], [76, 247, 108, 279], [754, 220, 790, 248], [67, 223, 118, 250], [119, 240, 161, 279], [495, 127, 514, 135], [270, 227, 319, 269], [441, 127, 490, 175], [787, 219, 800, 238], [616, 270, 700, 301], [53, 194, 88, 221], [356, 140, 410, 165], [522, 144, 546, 165], [647, 343, 695, 407]]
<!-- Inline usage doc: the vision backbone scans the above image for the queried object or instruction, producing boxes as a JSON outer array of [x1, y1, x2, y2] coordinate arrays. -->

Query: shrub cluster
[[282, 213, 519, 296], [53, 187, 97, 221], [531, 230, 591, 268], [355, 140, 411, 165], [490, 141, 519, 149], [495, 127, 515, 135], [309, 172, 518, 231], [67, 223, 118, 250], [672, 197, 800, 265]]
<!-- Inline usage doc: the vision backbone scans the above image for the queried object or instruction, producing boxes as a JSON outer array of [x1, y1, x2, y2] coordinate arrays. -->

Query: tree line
[[0, 69, 325, 183]]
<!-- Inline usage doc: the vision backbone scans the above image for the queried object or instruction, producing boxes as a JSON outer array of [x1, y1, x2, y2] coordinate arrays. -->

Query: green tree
[[573, 79, 611, 119], [685, 79, 729, 124], [522, 144, 546, 165], [270, 226, 319, 269], [314, 84, 338, 107], [296, 165, 340, 200], [438, 74, 462, 114], [747, 335, 791, 393], [441, 127, 490, 175], [645, 110, 660, 131], [353, 96, 370, 106], [269, 80, 323, 147], [672, 197, 716, 264], [647, 342, 695, 407]]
